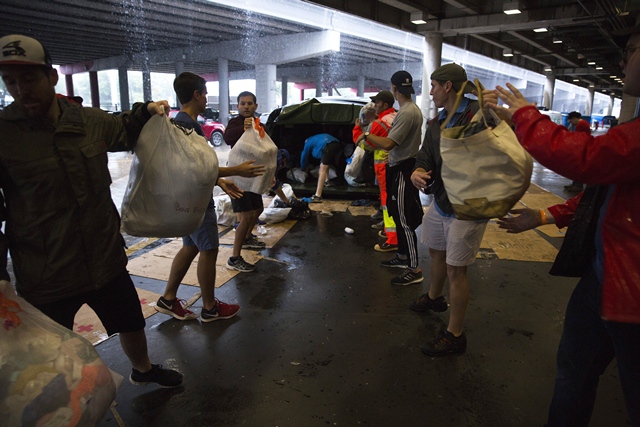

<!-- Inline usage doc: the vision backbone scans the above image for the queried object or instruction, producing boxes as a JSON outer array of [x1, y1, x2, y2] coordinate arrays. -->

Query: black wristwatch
[[364, 131, 370, 141]]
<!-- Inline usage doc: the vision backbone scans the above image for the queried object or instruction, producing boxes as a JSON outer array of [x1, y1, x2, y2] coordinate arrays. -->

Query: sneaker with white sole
[[130, 364, 183, 388], [227, 256, 256, 272], [380, 256, 408, 269], [391, 269, 424, 286], [310, 195, 322, 203], [155, 297, 199, 320], [243, 237, 266, 250], [374, 242, 398, 252], [201, 298, 240, 322]]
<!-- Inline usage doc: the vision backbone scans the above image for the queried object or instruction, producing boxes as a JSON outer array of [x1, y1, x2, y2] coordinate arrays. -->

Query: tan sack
[[439, 79, 533, 220]]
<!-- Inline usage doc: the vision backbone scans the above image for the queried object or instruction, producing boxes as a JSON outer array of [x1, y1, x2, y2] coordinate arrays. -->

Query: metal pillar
[[281, 76, 288, 106], [357, 74, 365, 97], [65, 74, 74, 97], [89, 71, 100, 108], [544, 74, 555, 110], [118, 66, 130, 111], [424, 32, 443, 120], [142, 60, 152, 102], [218, 57, 230, 125], [256, 63, 277, 114]]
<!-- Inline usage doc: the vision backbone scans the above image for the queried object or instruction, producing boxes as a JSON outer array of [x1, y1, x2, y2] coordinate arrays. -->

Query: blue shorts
[[231, 191, 263, 213], [183, 198, 219, 250]]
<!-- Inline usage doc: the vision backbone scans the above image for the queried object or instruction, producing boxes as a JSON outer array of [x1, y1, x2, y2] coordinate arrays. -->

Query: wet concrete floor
[[94, 144, 631, 427]]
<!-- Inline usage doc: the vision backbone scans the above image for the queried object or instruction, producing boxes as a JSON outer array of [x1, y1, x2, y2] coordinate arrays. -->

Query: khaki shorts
[[421, 205, 488, 267]]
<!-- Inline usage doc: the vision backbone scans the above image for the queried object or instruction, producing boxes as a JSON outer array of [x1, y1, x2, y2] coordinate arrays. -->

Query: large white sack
[[121, 114, 219, 237], [226, 121, 277, 194]]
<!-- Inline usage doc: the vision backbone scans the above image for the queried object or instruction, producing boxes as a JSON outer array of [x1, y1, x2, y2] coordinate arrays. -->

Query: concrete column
[[64, 74, 74, 97], [174, 61, 184, 109], [118, 66, 130, 111], [218, 57, 229, 125], [142, 60, 152, 102], [543, 74, 555, 110], [619, 93, 638, 123], [586, 87, 595, 116], [357, 75, 365, 97], [281, 76, 288, 106], [315, 72, 323, 97], [608, 95, 615, 116], [256, 63, 277, 115], [424, 32, 443, 120], [89, 71, 100, 108]]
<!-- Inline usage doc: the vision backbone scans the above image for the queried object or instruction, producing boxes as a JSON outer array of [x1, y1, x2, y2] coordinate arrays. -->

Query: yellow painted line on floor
[[125, 237, 159, 257]]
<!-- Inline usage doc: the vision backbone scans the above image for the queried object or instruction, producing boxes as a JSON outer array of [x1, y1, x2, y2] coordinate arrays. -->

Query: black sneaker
[[242, 237, 266, 250], [391, 269, 424, 286], [227, 256, 256, 272], [409, 294, 449, 313], [421, 330, 467, 356], [371, 221, 384, 230], [310, 195, 322, 203], [380, 256, 409, 269], [130, 364, 183, 387]]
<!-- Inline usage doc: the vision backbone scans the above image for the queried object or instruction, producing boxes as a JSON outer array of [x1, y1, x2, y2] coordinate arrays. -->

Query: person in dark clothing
[[0, 34, 181, 387]]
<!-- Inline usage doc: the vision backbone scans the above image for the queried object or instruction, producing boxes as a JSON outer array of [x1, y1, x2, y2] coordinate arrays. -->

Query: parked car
[[168, 110, 226, 147], [265, 96, 377, 196]]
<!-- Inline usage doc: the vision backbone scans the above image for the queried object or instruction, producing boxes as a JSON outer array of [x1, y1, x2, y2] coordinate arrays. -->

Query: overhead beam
[[419, 6, 600, 36]]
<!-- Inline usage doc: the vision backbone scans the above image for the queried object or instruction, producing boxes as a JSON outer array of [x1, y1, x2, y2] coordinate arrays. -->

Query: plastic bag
[[121, 114, 219, 237], [0, 281, 119, 427], [345, 145, 365, 179], [259, 208, 292, 224], [286, 167, 309, 183], [267, 184, 296, 208], [213, 194, 237, 227], [227, 120, 277, 194]]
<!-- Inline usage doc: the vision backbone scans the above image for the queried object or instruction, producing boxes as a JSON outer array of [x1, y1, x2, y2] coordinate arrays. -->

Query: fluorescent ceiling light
[[573, 79, 580, 82], [503, 48, 514, 57], [595, 66, 603, 70], [553, 38, 562, 43], [503, 2, 522, 15], [577, 53, 586, 59], [610, 75, 617, 78], [533, 28, 547, 33], [587, 61, 596, 65], [410, 12, 427, 24], [544, 67, 552, 72]]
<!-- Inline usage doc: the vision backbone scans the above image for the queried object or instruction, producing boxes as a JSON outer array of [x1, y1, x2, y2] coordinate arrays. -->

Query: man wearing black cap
[[355, 90, 398, 252], [0, 34, 182, 387], [487, 26, 640, 426], [355, 71, 424, 286], [409, 63, 488, 357]]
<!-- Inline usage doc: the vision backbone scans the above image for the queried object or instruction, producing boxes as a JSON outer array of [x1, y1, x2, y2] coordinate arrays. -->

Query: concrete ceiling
[[1, 0, 637, 96], [310, 0, 640, 95]]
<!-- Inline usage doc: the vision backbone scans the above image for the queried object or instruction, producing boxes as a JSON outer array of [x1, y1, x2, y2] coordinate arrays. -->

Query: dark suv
[[265, 97, 379, 198]]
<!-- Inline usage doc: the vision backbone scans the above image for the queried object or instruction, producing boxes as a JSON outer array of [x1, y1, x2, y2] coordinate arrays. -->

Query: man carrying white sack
[[225, 91, 277, 272], [155, 73, 266, 322], [0, 34, 181, 387]]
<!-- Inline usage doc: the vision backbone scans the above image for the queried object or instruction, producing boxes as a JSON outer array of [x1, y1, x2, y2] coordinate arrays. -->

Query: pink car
[[168, 110, 226, 147]]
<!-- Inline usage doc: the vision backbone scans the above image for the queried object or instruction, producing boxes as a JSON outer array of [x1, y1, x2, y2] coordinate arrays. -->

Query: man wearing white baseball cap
[[0, 34, 182, 388]]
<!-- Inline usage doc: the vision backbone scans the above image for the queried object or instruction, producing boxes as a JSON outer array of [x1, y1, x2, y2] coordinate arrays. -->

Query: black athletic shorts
[[33, 269, 146, 336]]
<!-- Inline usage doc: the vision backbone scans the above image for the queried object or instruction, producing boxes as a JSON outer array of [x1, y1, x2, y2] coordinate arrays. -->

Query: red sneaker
[[155, 297, 199, 320], [200, 298, 240, 322]]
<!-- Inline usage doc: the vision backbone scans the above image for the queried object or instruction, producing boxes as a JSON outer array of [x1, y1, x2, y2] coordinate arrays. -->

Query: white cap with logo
[[0, 34, 52, 66]]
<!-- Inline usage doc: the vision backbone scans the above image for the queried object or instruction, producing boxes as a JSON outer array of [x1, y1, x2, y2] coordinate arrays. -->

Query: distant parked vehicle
[[168, 110, 226, 147]]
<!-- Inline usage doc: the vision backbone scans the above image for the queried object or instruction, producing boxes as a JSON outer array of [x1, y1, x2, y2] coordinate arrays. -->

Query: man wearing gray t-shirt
[[355, 70, 424, 286]]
